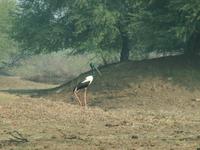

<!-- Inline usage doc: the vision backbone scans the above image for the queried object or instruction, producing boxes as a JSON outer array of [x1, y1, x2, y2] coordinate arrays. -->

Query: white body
[[82, 75, 93, 85], [73, 75, 94, 106]]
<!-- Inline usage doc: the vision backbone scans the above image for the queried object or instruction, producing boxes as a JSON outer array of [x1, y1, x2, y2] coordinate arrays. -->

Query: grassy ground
[[0, 76, 57, 90], [1, 55, 200, 149]]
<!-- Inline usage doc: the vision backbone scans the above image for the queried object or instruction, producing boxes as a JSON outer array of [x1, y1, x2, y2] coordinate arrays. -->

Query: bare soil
[[1, 55, 200, 149]]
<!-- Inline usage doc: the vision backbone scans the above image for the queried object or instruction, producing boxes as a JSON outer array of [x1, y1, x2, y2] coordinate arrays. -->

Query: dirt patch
[[0, 76, 57, 90], [0, 95, 200, 150], [1, 55, 200, 149]]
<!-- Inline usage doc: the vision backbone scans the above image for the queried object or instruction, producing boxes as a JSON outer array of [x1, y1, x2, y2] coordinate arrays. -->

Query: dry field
[[0, 76, 57, 90], [1, 55, 200, 149], [0, 79, 200, 150]]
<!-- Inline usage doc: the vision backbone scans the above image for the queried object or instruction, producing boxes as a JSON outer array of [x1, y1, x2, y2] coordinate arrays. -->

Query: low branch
[[7, 131, 29, 143]]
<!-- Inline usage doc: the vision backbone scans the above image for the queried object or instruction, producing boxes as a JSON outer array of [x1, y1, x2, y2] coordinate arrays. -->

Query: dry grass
[[1, 55, 200, 149], [7, 51, 99, 83], [0, 93, 200, 150], [0, 76, 57, 90]]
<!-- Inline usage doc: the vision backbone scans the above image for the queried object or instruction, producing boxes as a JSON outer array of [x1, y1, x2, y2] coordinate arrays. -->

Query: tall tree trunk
[[120, 32, 130, 62]]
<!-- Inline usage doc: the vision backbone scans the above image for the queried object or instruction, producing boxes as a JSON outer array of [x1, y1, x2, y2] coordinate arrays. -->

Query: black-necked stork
[[73, 63, 101, 107]]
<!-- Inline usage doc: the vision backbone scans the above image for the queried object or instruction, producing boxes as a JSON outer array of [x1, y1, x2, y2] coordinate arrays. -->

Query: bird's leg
[[84, 88, 87, 108], [74, 91, 82, 106]]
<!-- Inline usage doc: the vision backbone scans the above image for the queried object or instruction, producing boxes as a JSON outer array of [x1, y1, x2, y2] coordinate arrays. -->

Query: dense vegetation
[[132, 0, 200, 56], [0, 0, 18, 66], [0, 0, 199, 64], [12, 0, 200, 61]]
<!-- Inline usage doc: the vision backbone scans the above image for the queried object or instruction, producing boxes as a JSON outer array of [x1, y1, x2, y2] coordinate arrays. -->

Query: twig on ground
[[7, 130, 29, 143]]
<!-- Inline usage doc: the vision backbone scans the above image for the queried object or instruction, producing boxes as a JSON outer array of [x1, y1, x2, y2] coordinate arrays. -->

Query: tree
[[13, 0, 139, 61], [130, 0, 200, 56], [170, 0, 200, 56], [0, 0, 18, 65]]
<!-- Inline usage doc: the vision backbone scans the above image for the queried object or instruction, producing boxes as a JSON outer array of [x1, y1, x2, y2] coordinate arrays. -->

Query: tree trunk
[[120, 32, 130, 62]]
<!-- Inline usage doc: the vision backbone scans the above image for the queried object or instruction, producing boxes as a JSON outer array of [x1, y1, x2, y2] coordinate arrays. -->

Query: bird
[[73, 63, 102, 107], [73, 75, 94, 107]]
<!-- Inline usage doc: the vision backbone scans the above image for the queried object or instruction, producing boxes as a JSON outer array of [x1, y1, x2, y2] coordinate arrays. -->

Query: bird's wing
[[81, 78, 90, 83], [76, 81, 90, 91]]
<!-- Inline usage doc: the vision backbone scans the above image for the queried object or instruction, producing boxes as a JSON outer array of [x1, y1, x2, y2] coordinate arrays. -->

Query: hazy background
[[0, 0, 199, 84]]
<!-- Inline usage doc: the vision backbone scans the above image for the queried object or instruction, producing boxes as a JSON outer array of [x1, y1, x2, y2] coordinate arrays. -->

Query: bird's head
[[90, 63, 102, 77]]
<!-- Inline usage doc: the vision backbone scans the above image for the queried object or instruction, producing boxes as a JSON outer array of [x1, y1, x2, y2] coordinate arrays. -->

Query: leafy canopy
[[0, 0, 18, 64], [131, 0, 200, 55], [13, 0, 200, 60], [13, 0, 136, 60]]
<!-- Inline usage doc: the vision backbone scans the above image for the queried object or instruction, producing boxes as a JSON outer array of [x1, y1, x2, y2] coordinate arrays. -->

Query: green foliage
[[0, 0, 18, 65], [131, 0, 200, 55], [13, 0, 137, 61], [170, 0, 200, 54], [13, 0, 200, 61]]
